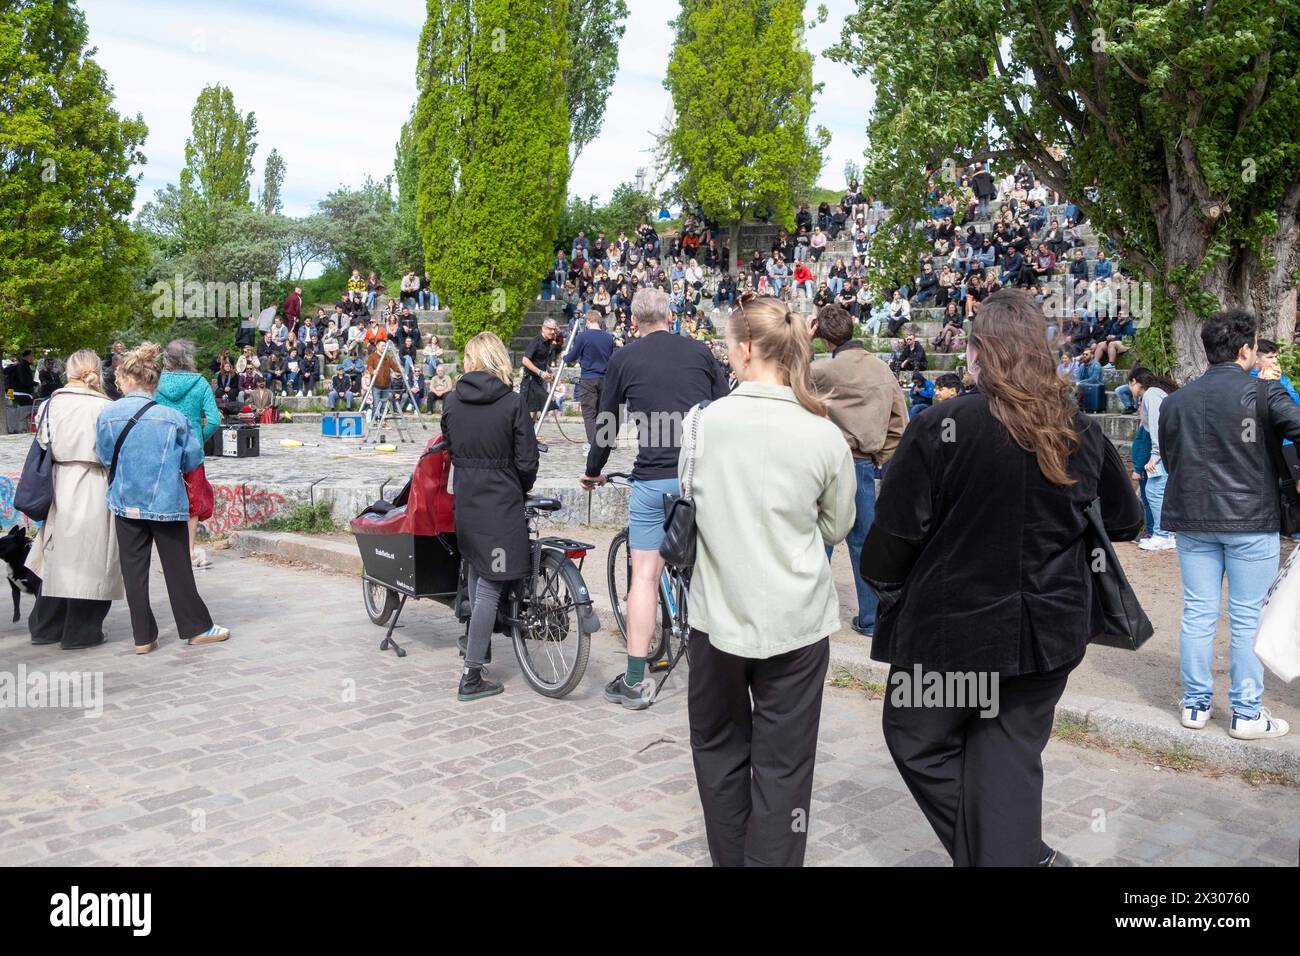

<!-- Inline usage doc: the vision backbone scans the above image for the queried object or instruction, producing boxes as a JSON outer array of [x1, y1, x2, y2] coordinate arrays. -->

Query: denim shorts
[[628, 477, 680, 551]]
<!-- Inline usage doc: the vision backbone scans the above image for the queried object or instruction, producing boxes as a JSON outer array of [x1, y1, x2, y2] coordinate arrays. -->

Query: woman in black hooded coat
[[440, 331, 540, 701]]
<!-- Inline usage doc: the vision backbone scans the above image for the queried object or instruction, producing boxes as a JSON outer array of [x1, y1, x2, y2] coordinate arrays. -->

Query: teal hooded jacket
[[155, 370, 221, 444]]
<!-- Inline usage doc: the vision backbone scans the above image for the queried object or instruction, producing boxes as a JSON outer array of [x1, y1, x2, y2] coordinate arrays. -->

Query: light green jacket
[[682, 381, 856, 659]]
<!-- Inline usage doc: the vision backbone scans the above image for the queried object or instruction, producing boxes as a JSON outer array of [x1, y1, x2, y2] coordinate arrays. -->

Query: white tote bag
[[1255, 546, 1300, 682]]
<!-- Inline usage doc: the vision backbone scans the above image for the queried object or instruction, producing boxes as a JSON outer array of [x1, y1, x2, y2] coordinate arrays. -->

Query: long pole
[[534, 312, 582, 439]]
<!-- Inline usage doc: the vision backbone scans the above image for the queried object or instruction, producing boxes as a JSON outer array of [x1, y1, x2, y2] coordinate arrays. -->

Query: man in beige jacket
[[809, 304, 908, 637]]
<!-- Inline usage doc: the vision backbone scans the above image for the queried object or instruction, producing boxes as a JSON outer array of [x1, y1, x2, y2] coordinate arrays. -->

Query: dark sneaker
[[603, 674, 654, 711], [458, 670, 503, 702], [850, 616, 874, 638], [1039, 846, 1075, 867]]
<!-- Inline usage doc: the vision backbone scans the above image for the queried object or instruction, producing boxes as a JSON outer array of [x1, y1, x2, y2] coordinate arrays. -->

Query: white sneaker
[[1181, 704, 1211, 729], [1228, 708, 1289, 740], [1139, 534, 1177, 551], [191, 547, 212, 570]]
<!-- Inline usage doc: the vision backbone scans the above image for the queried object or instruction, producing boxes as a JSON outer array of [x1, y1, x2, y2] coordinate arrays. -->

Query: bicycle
[[603, 472, 691, 693]]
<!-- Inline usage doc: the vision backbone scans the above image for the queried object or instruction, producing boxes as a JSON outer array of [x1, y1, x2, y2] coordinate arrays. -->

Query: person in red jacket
[[283, 287, 302, 332], [794, 259, 815, 300]]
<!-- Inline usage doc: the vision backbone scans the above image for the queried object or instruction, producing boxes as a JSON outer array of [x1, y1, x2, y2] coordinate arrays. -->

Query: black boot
[[458, 666, 503, 702]]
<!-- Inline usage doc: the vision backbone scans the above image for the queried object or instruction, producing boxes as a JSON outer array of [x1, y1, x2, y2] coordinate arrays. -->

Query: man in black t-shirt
[[520, 318, 561, 422], [581, 287, 730, 710]]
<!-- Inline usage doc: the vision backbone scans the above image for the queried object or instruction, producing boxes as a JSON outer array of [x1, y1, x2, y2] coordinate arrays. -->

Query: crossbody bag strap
[[681, 400, 711, 500], [107, 400, 157, 486]]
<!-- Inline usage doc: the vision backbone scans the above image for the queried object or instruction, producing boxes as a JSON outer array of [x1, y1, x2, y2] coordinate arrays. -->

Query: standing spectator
[[1129, 368, 1175, 549], [1159, 311, 1300, 739], [154, 340, 221, 569], [440, 332, 540, 701], [810, 304, 908, 637], [283, 286, 302, 331], [563, 307, 615, 452], [6, 349, 36, 405], [38, 354, 63, 399], [400, 269, 420, 309], [581, 287, 730, 709], [861, 289, 1142, 866], [26, 350, 121, 650], [94, 343, 230, 654], [685, 294, 855, 867]]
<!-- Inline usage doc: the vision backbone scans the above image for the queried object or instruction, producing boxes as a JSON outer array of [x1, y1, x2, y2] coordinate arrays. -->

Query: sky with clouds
[[82, 0, 875, 218]]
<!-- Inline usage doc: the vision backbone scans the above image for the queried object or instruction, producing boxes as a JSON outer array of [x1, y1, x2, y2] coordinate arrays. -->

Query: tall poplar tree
[[413, 0, 570, 349]]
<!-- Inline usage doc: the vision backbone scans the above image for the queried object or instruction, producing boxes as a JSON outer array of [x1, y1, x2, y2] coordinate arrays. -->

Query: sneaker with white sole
[[188, 625, 230, 646], [1181, 704, 1211, 729], [603, 674, 654, 711], [1138, 534, 1177, 551], [191, 547, 212, 569], [1228, 708, 1289, 740]]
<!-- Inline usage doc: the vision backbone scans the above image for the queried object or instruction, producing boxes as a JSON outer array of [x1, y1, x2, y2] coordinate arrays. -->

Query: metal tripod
[[357, 339, 426, 444]]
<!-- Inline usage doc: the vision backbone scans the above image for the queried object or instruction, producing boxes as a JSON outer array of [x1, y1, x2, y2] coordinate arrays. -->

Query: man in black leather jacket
[[1159, 310, 1300, 741]]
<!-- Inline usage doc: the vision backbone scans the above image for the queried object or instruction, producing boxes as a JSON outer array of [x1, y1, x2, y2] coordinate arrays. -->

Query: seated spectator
[[931, 303, 966, 352], [933, 373, 963, 403], [889, 334, 927, 376], [328, 367, 354, 411], [1091, 311, 1136, 367], [885, 290, 911, 337], [213, 361, 238, 415], [1092, 248, 1114, 280], [265, 352, 287, 394], [908, 372, 935, 418], [1068, 247, 1090, 283], [794, 259, 815, 299], [1074, 350, 1106, 412], [300, 346, 321, 395], [285, 347, 302, 395], [427, 364, 452, 414]]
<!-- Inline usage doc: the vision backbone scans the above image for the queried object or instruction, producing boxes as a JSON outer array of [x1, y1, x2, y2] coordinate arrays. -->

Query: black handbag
[[1255, 379, 1300, 536], [14, 402, 54, 521], [659, 401, 711, 569], [1083, 497, 1154, 650]]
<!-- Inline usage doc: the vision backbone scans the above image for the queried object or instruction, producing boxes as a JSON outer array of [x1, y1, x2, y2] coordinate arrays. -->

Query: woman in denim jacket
[[95, 342, 230, 655]]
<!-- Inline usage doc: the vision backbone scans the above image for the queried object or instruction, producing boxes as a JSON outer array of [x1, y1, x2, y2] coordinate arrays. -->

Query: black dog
[[0, 525, 39, 622]]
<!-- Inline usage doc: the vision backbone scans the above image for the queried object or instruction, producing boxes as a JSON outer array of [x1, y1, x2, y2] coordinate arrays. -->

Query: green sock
[[625, 656, 646, 687]]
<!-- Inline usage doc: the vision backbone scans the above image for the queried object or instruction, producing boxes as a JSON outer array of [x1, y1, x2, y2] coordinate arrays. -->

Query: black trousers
[[881, 656, 1080, 866], [687, 629, 830, 867], [577, 376, 603, 447], [114, 516, 213, 647], [29, 593, 111, 649]]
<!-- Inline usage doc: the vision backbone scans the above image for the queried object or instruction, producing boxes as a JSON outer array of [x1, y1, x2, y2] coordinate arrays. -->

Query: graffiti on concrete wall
[[201, 484, 288, 536]]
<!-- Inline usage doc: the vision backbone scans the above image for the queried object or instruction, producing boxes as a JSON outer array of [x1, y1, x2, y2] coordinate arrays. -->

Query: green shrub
[[257, 500, 340, 534]]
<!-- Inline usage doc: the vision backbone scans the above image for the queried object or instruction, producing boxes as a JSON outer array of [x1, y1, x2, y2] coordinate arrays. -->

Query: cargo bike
[[350, 436, 599, 698]]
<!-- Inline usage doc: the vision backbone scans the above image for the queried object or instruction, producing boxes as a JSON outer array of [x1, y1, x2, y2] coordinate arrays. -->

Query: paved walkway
[[1, 551, 1295, 866]]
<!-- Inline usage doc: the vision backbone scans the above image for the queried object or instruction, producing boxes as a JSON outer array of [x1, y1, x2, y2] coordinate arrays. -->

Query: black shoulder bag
[[1255, 379, 1300, 536], [15, 401, 55, 521], [1084, 497, 1154, 650], [107, 400, 158, 487], [659, 401, 711, 569]]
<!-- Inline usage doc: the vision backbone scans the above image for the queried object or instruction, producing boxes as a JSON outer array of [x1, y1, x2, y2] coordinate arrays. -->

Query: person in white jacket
[[682, 292, 856, 867]]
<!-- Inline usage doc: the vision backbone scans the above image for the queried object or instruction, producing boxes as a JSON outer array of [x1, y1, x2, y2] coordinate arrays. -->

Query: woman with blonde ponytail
[[860, 288, 1142, 866], [682, 292, 856, 867], [26, 350, 122, 649]]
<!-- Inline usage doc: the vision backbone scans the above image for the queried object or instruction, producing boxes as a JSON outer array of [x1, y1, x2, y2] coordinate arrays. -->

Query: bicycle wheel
[[606, 528, 668, 662], [510, 550, 591, 698], [362, 578, 399, 627]]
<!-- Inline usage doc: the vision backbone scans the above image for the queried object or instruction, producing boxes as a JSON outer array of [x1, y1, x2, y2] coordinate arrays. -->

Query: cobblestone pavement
[[1, 551, 1295, 866]]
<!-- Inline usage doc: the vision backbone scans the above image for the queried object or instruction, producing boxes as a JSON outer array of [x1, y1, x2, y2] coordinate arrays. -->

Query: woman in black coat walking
[[861, 289, 1142, 866], [440, 332, 540, 701]]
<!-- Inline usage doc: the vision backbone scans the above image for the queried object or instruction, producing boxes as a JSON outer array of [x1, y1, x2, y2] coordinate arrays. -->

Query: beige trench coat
[[25, 385, 124, 601]]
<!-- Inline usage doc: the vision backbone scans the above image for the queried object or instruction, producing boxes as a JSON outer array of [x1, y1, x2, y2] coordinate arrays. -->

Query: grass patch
[[827, 667, 886, 699], [1051, 715, 1095, 746], [256, 501, 340, 534], [1127, 741, 1206, 774]]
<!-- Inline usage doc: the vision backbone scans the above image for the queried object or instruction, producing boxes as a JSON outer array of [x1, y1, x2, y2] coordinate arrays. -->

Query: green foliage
[[664, 0, 828, 243], [827, 0, 1300, 378], [567, 0, 629, 162], [1277, 340, 1300, 383], [318, 178, 407, 277], [181, 84, 257, 208], [555, 182, 656, 252], [256, 500, 340, 534], [259, 148, 285, 215], [0, 0, 150, 352], [414, 0, 570, 349], [393, 117, 425, 272]]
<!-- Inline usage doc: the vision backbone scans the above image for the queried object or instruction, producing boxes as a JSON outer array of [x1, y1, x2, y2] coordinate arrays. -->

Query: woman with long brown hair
[[685, 292, 856, 866], [860, 288, 1142, 866]]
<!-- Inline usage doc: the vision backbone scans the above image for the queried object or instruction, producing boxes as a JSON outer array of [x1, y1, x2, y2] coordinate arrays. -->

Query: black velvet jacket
[[860, 392, 1142, 676]]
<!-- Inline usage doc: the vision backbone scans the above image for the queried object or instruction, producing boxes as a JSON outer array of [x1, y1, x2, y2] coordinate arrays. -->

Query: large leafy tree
[[828, 0, 1300, 379], [181, 83, 257, 208], [414, 0, 570, 348], [0, 0, 149, 352], [566, 0, 628, 163], [663, 0, 828, 254]]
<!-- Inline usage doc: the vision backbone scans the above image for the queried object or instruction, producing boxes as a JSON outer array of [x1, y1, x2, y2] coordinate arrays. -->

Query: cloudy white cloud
[[81, 0, 874, 217]]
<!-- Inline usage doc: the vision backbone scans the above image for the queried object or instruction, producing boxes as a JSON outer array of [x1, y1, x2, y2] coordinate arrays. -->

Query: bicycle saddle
[[526, 496, 563, 512]]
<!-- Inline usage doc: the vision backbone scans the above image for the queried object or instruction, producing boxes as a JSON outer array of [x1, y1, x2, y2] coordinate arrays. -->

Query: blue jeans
[[1115, 383, 1136, 412], [1177, 531, 1279, 717], [1138, 474, 1154, 534], [824, 459, 878, 631], [328, 389, 353, 410], [365, 291, 378, 311], [1144, 461, 1171, 537]]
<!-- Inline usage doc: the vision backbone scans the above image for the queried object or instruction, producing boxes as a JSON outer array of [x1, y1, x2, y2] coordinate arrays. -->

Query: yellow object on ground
[[375, 444, 397, 453]]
